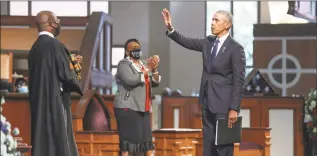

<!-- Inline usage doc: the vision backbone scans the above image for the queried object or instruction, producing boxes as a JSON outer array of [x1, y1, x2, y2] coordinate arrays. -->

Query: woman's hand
[[147, 55, 160, 72]]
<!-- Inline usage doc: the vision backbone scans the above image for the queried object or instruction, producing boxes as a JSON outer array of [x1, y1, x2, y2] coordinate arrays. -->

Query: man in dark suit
[[161, 8, 246, 156]]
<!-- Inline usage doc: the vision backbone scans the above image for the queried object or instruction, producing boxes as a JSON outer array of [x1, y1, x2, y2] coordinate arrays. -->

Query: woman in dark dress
[[113, 39, 161, 156]]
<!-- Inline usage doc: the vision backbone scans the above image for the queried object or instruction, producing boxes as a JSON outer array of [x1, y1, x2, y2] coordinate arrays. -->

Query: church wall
[[1, 1, 314, 96], [110, 1, 205, 95]]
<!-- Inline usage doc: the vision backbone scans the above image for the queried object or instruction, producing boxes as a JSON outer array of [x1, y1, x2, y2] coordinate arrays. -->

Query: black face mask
[[49, 22, 61, 37], [130, 48, 142, 59]]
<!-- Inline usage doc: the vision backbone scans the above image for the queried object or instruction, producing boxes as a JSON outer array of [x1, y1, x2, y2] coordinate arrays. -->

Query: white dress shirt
[[39, 31, 54, 38], [211, 32, 230, 57]]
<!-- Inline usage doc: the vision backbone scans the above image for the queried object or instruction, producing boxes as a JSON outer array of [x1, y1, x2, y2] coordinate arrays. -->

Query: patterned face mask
[[126, 42, 142, 59], [130, 48, 142, 59]]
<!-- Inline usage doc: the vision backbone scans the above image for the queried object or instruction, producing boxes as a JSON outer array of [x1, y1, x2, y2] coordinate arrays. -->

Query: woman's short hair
[[124, 38, 140, 58]]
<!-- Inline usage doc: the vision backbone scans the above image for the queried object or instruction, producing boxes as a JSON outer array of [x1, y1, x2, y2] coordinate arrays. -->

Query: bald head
[[36, 11, 54, 31], [35, 11, 61, 36]]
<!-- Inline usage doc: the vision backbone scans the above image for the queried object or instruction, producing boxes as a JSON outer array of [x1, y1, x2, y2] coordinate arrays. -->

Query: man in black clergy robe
[[28, 11, 83, 156], [161, 9, 246, 156]]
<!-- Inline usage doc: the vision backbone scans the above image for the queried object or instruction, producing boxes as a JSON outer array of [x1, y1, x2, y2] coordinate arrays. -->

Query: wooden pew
[[153, 128, 201, 156], [234, 128, 271, 156], [14, 137, 32, 156], [193, 128, 271, 156], [3, 92, 273, 156], [161, 96, 304, 156], [2, 91, 303, 156]]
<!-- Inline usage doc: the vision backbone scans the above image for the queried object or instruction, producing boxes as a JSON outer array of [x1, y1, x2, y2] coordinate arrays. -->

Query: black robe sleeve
[[55, 42, 83, 96]]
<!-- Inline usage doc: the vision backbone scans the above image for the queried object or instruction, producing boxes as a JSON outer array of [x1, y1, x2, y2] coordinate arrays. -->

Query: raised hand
[[161, 8, 173, 31]]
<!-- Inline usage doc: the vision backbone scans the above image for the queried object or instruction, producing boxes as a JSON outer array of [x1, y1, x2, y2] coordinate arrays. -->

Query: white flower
[[1, 144, 7, 155], [0, 131, 6, 144], [311, 100, 316, 108], [0, 97, 5, 105], [313, 127, 317, 133], [12, 128, 20, 136], [304, 114, 312, 123], [1, 115, 6, 123], [309, 105, 315, 111], [313, 90, 316, 97]]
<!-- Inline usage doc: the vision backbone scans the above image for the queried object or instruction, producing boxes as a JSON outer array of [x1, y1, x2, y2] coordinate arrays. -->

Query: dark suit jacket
[[167, 30, 246, 114]]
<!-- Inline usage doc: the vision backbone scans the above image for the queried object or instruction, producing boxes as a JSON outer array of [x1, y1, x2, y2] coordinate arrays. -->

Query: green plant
[[305, 89, 317, 139]]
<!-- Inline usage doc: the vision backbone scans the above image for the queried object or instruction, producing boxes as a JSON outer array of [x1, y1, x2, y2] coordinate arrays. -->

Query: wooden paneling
[[260, 98, 304, 156], [0, 52, 13, 82], [162, 97, 263, 129], [161, 97, 198, 128], [286, 40, 316, 68], [153, 129, 201, 156], [254, 23, 316, 37], [161, 96, 304, 156], [75, 131, 120, 156], [2, 93, 82, 146], [253, 40, 282, 68], [253, 24, 316, 97], [1, 28, 85, 51]]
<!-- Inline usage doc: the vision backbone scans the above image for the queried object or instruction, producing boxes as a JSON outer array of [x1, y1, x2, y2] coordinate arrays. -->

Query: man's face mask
[[130, 48, 142, 59], [49, 21, 61, 37]]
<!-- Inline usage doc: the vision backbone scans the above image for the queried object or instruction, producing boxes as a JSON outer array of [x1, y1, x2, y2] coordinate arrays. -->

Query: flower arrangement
[[304, 89, 317, 139], [0, 96, 21, 156]]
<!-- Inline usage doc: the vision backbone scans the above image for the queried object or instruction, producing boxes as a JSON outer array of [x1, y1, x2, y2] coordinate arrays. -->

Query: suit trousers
[[201, 90, 233, 156]]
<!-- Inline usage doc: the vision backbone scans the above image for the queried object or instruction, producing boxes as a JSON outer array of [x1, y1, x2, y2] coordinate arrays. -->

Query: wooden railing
[[79, 12, 113, 94]]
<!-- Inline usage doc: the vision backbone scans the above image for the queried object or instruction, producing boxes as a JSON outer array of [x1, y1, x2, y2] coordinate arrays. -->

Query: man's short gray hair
[[215, 10, 233, 24]]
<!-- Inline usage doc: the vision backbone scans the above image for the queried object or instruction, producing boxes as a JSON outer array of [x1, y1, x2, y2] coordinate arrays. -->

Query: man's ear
[[225, 22, 231, 30]]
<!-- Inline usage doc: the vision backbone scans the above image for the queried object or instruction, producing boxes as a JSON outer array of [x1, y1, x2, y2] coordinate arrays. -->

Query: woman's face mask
[[130, 48, 142, 59], [127, 42, 142, 59]]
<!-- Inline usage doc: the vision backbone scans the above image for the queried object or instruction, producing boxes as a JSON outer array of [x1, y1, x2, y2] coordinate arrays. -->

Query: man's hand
[[228, 110, 238, 128], [72, 54, 83, 64], [161, 8, 173, 31]]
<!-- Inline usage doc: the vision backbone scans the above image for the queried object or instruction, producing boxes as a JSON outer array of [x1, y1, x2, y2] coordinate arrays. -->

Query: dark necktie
[[211, 39, 220, 61]]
